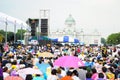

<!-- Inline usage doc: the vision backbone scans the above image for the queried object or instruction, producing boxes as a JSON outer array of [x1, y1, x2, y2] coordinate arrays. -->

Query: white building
[[49, 14, 101, 46]]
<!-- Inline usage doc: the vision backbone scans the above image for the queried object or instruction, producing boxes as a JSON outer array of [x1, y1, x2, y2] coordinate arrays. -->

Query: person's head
[[112, 64, 117, 69], [92, 68, 97, 74], [98, 73, 104, 78], [57, 68, 61, 74], [72, 70, 78, 77], [25, 74, 33, 80], [51, 69, 57, 75], [108, 67, 114, 73], [102, 67, 107, 73], [11, 60, 17, 65], [2, 66, 8, 72], [66, 70, 72, 76], [86, 72, 92, 78]]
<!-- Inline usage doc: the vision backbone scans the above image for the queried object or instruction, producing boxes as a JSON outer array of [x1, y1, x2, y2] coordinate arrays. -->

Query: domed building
[[50, 14, 101, 46]]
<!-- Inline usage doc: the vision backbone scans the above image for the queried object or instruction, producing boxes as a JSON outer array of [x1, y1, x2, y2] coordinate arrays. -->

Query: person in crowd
[[3, 66, 9, 79], [97, 73, 105, 80], [47, 69, 59, 80], [60, 70, 73, 80], [86, 72, 92, 80], [25, 74, 33, 80], [91, 68, 98, 80], [77, 67, 87, 80], [101, 67, 107, 80], [57, 68, 63, 79], [106, 67, 115, 80], [112, 63, 120, 80], [72, 70, 81, 80]]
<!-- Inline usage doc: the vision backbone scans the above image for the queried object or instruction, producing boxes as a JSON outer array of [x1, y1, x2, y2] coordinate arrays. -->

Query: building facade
[[49, 14, 101, 46]]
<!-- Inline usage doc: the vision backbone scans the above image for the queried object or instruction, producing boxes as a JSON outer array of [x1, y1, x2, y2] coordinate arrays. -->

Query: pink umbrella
[[54, 56, 84, 68], [5, 76, 23, 80]]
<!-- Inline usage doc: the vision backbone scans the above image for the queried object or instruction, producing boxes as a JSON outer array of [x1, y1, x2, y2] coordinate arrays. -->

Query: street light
[[14, 20, 16, 43], [5, 18, 7, 44], [21, 23, 23, 40]]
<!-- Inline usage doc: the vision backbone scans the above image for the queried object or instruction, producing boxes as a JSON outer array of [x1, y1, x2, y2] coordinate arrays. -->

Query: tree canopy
[[0, 29, 26, 43], [107, 32, 120, 45]]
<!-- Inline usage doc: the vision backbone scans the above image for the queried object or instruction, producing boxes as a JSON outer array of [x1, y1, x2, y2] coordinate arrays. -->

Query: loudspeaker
[[28, 18, 39, 36], [41, 19, 48, 36]]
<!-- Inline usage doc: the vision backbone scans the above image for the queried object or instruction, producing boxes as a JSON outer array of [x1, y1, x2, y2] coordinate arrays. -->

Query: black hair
[[98, 73, 104, 78], [102, 67, 107, 73], [3, 66, 8, 72], [86, 72, 92, 78], [108, 67, 114, 73], [25, 74, 33, 80], [36, 74, 41, 76], [11, 60, 17, 65], [92, 68, 97, 74], [72, 70, 78, 77], [112, 64, 117, 69], [51, 69, 57, 75], [66, 70, 72, 76]]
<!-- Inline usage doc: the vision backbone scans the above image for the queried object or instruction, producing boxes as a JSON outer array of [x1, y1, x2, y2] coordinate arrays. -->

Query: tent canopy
[[0, 12, 30, 30]]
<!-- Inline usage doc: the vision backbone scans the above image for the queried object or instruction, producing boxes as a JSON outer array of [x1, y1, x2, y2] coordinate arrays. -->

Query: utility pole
[[5, 18, 7, 44], [14, 20, 16, 43]]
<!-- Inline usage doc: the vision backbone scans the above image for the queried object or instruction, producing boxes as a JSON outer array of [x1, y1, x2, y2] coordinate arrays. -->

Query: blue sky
[[0, 0, 120, 38]]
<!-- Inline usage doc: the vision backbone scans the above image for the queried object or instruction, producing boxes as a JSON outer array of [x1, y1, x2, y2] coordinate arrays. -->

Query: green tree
[[16, 29, 26, 40], [0, 30, 5, 36], [101, 37, 106, 45], [0, 30, 5, 42], [0, 34, 4, 43], [107, 32, 120, 45], [7, 31, 14, 42]]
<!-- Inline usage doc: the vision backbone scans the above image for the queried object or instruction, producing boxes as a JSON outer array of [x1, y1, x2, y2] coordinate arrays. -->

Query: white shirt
[[3, 72, 9, 79], [47, 75, 59, 80], [72, 76, 81, 80]]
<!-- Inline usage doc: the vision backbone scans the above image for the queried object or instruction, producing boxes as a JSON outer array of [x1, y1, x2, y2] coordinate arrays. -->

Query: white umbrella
[[17, 67, 42, 75], [17, 67, 42, 79]]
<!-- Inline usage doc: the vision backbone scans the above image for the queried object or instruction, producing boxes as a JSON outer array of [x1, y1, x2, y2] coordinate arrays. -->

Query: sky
[[0, 0, 120, 38]]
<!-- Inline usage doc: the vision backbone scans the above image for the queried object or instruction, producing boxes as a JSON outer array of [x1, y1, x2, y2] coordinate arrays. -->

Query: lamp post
[[5, 18, 7, 44], [21, 23, 23, 41], [14, 20, 16, 43]]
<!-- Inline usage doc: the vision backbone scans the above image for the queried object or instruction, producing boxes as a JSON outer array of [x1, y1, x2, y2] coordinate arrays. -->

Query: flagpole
[[5, 18, 7, 44]]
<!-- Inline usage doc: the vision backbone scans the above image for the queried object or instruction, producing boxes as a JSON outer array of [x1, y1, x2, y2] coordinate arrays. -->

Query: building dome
[[65, 14, 75, 26]]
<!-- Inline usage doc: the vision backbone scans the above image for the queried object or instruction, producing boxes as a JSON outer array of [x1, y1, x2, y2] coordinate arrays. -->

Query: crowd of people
[[0, 43, 120, 80]]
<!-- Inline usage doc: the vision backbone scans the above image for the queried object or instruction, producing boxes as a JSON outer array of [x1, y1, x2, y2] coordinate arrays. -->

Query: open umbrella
[[5, 76, 23, 80], [54, 56, 84, 68], [17, 67, 42, 75], [38, 52, 54, 58], [36, 62, 51, 73]]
